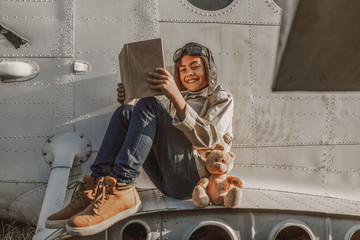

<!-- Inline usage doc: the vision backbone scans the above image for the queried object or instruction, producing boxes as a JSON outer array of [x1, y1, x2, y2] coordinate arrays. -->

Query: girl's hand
[[147, 68, 182, 102], [117, 83, 138, 105], [117, 83, 125, 104], [148, 68, 187, 121]]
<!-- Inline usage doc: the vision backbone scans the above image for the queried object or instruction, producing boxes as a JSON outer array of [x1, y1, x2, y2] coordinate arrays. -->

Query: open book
[[119, 38, 165, 103]]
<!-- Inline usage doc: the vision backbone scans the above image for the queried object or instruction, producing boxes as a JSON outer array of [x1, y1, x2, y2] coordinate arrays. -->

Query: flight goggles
[[173, 43, 209, 63]]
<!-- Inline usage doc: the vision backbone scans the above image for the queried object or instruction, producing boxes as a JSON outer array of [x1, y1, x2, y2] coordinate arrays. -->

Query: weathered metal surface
[[138, 188, 360, 218], [0, 0, 360, 239], [71, 207, 360, 239], [0, 0, 73, 57]]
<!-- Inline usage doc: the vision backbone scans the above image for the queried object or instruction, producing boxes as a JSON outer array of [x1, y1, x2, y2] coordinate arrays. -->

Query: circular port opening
[[275, 226, 312, 240], [187, 0, 234, 11], [269, 220, 315, 240], [122, 222, 149, 240], [350, 230, 360, 240], [186, 221, 238, 240], [345, 225, 360, 240], [188, 225, 233, 240]]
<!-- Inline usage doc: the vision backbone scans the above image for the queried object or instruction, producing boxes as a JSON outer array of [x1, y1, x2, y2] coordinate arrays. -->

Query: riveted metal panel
[[332, 145, 360, 170], [331, 218, 360, 240], [138, 188, 360, 217], [73, 54, 119, 148], [327, 172, 360, 201], [7, 184, 45, 225], [0, 58, 74, 152], [0, 55, 73, 225], [249, 0, 282, 23], [232, 164, 326, 196], [74, 0, 159, 51], [160, 0, 248, 23], [249, 25, 332, 147], [161, 210, 243, 240], [0, 0, 74, 57], [160, 0, 281, 25], [253, 98, 328, 145], [231, 97, 254, 145], [331, 97, 360, 143], [229, 147, 254, 165], [0, 151, 49, 182], [252, 212, 324, 239], [0, 183, 39, 210], [250, 25, 279, 96], [108, 213, 162, 240], [254, 146, 325, 168], [73, 0, 160, 150]]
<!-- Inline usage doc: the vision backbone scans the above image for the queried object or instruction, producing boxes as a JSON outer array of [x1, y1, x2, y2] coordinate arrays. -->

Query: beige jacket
[[170, 84, 234, 178]]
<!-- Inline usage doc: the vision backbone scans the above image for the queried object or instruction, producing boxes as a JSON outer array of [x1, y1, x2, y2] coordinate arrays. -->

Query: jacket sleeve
[[172, 90, 234, 149]]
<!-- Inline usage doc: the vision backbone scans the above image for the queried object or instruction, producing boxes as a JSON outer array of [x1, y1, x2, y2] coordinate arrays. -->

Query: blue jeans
[[90, 97, 200, 199]]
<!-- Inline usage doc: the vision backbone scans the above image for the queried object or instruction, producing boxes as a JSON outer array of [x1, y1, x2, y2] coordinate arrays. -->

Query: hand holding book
[[116, 83, 138, 106], [147, 68, 182, 103], [116, 83, 125, 104], [119, 38, 165, 103], [118, 38, 186, 120], [148, 67, 186, 121]]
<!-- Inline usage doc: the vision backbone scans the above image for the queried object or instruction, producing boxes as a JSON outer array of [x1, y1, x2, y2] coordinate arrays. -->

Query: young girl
[[46, 42, 234, 236]]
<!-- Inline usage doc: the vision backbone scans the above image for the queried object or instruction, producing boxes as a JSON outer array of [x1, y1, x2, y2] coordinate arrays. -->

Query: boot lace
[[67, 180, 86, 208], [92, 180, 109, 210]]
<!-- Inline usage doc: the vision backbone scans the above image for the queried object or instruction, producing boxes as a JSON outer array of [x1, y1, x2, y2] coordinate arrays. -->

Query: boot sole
[[45, 219, 68, 229], [65, 202, 142, 236]]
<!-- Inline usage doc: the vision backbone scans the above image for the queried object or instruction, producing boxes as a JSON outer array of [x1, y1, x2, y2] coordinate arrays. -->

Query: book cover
[[119, 38, 165, 103]]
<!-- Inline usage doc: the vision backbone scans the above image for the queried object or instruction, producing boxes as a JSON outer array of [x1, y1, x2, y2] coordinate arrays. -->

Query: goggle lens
[[173, 45, 207, 63]]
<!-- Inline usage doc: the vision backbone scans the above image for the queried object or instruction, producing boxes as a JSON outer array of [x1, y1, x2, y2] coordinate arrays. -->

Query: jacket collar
[[182, 87, 209, 99]]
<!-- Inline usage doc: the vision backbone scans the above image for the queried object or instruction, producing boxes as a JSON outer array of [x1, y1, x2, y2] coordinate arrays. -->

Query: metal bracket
[[73, 60, 91, 75], [42, 132, 92, 167], [34, 132, 92, 240], [0, 23, 29, 49]]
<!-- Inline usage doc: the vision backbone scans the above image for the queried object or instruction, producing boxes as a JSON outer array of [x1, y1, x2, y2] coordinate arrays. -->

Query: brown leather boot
[[66, 176, 141, 236], [45, 175, 97, 229]]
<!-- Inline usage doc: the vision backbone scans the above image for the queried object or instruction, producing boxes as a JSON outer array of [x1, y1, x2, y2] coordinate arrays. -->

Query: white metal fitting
[[42, 132, 91, 167]]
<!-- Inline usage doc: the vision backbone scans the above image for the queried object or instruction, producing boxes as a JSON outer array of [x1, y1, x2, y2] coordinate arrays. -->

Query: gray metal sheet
[[74, 0, 160, 50], [0, 151, 49, 182], [0, 0, 73, 57], [73, 0, 161, 149], [0, 57, 74, 162], [160, 0, 281, 25], [254, 145, 325, 168], [232, 165, 327, 196], [138, 188, 360, 217], [137, 188, 168, 213]]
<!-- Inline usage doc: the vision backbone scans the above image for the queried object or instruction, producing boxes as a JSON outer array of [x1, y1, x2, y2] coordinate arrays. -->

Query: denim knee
[[112, 104, 134, 121], [136, 97, 160, 109]]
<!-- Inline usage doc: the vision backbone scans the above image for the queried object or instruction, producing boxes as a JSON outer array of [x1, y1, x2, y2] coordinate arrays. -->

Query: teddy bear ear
[[205, 150, 212, 159], [214, 144, 224, 151], [228, 151, 235, 160]]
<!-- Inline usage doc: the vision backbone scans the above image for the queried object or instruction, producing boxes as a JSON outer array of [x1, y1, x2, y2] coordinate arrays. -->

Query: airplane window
[[187, 0, 234, 11], [188, 225, 232, 240], [122, 223, 147, 240], [350, 230, 360, 240], [275, 226, 312, 240]]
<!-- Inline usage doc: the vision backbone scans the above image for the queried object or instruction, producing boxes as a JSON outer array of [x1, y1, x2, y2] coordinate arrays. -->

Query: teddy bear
[[192, 145, 243, 208]]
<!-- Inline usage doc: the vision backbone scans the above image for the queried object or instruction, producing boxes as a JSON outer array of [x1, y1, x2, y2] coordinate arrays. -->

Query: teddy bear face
[[205, 150, 234, 175]]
